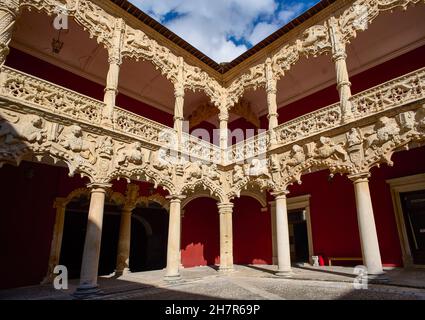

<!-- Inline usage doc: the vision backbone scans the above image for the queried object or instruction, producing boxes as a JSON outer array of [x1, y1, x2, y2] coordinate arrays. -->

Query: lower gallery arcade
[[1, 145, 424, 291]]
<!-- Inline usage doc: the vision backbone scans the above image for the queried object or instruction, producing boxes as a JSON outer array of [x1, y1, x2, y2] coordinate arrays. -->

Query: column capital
[[218, 202, 234, 214], [166, 195, 186, 203], [271, 190, 289, 199], [87, 182, 112, 192], [348, 172, 371, 183], [121, 207, 133, 215], [53, 197, 67, 209]]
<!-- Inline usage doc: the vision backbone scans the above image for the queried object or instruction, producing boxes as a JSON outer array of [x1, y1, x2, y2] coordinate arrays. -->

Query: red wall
[[5, 48, 173, 127], [233, 196, 272, 265], [181, 198, 220, 267], [287, 146, 425, 267]]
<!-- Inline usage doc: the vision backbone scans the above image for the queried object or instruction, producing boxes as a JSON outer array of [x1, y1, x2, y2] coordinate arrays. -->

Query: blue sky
[[128, 0, 320, 62]]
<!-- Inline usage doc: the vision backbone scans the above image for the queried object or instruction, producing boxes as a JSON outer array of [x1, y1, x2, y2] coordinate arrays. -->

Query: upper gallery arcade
[[0, 0, 425, 295]]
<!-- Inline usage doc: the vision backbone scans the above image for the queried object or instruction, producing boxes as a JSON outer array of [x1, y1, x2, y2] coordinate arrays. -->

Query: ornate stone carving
[[56, 124, 97, 165], [312, 136, 349, 162], [0, 113, 47, 144], [300, 25, 332, 57], [116, 141, 144, 167], [0, 0, 20, 66]]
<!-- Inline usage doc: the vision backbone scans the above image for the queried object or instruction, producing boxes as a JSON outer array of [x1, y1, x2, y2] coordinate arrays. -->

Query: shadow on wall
[[181, 197, 220, 267]]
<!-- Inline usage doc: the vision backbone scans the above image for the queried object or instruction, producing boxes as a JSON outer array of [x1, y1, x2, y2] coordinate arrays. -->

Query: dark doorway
[[401, 189, 425, 265], [131, 203, 169, 271], [288, 209, 309, 263]]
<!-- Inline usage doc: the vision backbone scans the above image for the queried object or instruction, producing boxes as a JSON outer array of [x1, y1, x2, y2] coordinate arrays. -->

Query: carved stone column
[[74, 183, 111, 297], [0, 0, 20, 67], [218, 203, 234, 272], [274, 191, 292, 276], [115, 183, 139, 276], [42, 198, 66, 284], [102, 19, 125, 125], [173, 57, 185, 149], [164, 195, 185, 281], [329, 18, 353, 123], [115, 208, 132, 276], [269, 201, 278, 265], [219, 107, 229, 151], [266, 58, 278, 145], [349, 173, 387, 281]]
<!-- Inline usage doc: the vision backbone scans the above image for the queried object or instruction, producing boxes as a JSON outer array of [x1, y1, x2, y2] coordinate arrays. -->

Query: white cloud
[[129, 0, 316, 62], [278, 3, 306, 24], [248, 22, 280, 46]]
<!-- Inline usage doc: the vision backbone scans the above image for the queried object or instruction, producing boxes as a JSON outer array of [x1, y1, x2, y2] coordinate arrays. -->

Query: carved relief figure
[[315, 136, 348, 162], [346, 128, 363, 148], [96, 136, 114, 158], [125, 29, 154, 58], [117, 142, 144, 167], [247, 159, 271, 179], [301, 25, 330, 55], [149, 149, 173, 177], [233, 165, 245, 183], [366, 116, 400, 148], [185, 161, 203, 182], [0, 114, 47, 145], [203, 163, 220, 181], [281, 144, 306, 169], [58, 125, 97, 164]]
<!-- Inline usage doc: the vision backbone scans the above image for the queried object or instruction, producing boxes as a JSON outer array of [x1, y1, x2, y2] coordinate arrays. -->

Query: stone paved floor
[[1, 265, 425, 300]]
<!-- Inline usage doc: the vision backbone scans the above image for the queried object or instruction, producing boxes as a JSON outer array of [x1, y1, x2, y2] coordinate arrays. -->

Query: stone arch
[[137, 193, 170, 212], [239, 190, 267, 208], [181, 189, 219, 209]]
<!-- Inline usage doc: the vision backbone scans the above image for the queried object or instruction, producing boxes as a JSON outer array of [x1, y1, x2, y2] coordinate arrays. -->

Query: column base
[[218, 266, 234, 273], [164, 274, 182, 283], [114, 268, 131, 277], [72, 284, 102, 299], [367, 272, 389, 283], [276, 269, 293, 278]]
